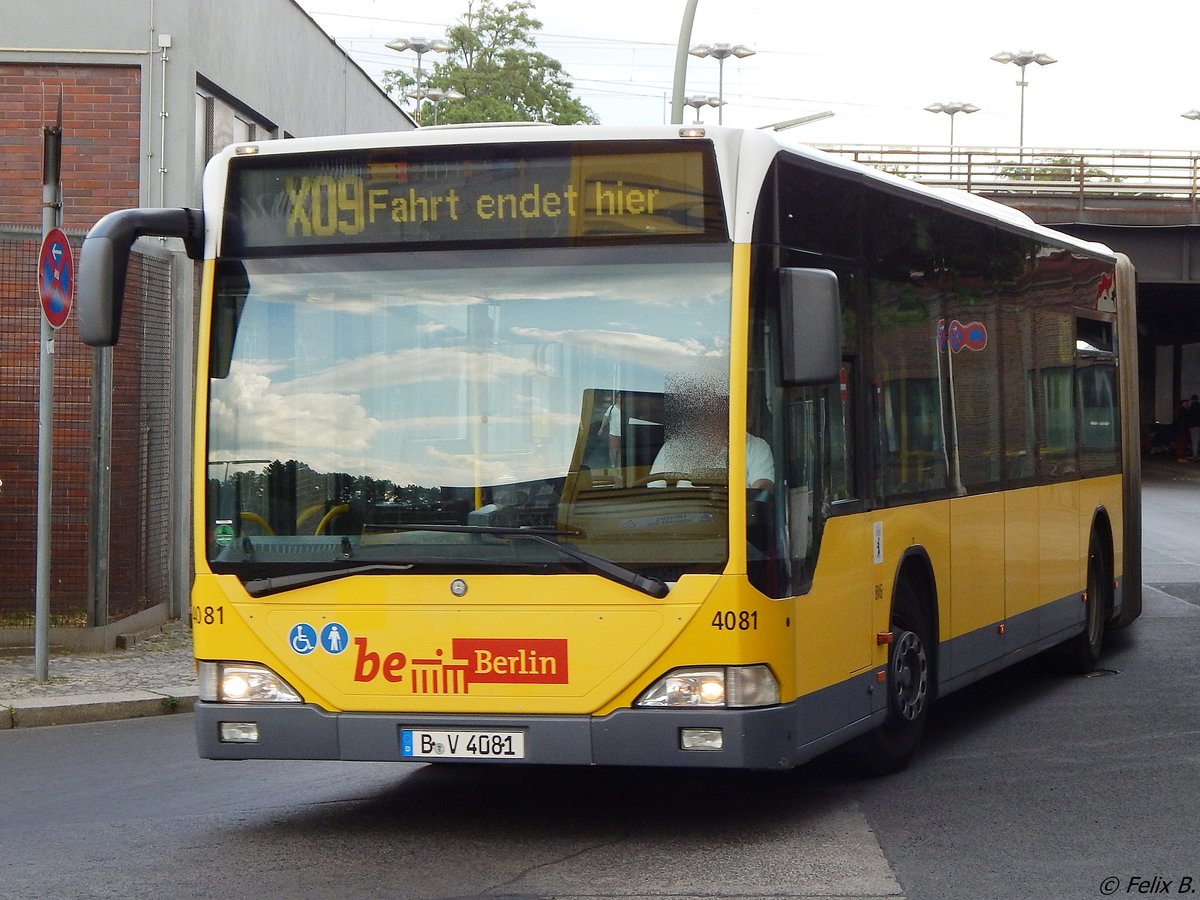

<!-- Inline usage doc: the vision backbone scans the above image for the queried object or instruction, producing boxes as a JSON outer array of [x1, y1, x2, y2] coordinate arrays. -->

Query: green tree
[[383, 0, 597, 125]]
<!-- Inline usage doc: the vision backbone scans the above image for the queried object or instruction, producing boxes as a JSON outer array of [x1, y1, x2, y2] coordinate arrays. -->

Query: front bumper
[[194, 701, 804, 770]]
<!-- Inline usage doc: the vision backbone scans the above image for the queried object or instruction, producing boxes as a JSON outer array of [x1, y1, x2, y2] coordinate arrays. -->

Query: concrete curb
[[0, 688, 198, 730], [0, 603, 173, 652]]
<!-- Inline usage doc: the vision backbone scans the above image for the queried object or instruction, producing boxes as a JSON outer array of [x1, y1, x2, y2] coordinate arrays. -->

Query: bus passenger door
[[752, 263, 873, 714], [779, 359, 875, 721]]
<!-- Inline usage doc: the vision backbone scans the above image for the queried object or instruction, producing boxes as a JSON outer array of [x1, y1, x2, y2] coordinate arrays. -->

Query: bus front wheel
[[849, 579, 932, 776]]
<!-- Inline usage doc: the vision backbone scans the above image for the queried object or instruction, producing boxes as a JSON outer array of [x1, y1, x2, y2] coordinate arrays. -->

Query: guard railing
[[815, 145, 1200, 208]]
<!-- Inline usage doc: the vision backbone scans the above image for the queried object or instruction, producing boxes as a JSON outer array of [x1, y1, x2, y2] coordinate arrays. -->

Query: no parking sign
[[37, 227, 74, 329]]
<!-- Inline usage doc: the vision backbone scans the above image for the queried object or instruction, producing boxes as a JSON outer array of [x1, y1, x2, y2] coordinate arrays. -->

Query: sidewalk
[[0, 623, 198, 730]]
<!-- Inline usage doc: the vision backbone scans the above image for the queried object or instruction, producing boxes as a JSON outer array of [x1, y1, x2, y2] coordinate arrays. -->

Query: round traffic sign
[[37, 227, 74, 329]]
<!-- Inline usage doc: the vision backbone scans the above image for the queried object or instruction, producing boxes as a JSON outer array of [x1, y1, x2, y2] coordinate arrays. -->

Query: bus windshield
[[206, 243, 734, 582]]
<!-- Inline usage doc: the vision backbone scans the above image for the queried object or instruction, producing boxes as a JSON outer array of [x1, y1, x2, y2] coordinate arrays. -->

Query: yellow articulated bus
[[79, 124, 1140, 773]]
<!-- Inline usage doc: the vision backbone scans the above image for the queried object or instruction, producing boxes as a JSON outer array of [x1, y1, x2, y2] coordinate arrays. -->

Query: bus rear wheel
[[1058, 531, 1109, 674], [849, 579, 932, 775]]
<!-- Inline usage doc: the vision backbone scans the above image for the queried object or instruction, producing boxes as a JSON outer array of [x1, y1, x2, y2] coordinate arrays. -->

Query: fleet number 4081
[[711, 610, 758, 630], [192, 605, 224, 626]]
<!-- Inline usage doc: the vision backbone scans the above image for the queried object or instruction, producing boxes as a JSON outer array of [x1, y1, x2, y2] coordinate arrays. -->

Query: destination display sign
[[222, 142, 725, 253]]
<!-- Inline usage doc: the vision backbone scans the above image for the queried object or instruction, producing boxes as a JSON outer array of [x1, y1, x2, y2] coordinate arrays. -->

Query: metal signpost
[[34, 107, 66, 681]]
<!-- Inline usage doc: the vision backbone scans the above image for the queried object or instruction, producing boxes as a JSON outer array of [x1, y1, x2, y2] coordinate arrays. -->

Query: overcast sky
[[295, 0, 1200, 153]]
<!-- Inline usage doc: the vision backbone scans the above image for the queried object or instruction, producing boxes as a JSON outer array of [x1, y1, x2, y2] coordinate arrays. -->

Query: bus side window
[[1040, 366, 1077, 477]]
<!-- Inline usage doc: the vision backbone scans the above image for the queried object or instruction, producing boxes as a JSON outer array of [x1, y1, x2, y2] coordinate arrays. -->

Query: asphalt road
[[2, 463, 1197, 900]]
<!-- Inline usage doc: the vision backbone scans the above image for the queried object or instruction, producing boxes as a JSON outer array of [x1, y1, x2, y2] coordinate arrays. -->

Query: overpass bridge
[[818, 145, 1200, 426]]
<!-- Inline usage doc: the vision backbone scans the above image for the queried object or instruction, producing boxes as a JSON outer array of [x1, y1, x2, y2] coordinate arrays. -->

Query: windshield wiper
[[244, 564, 415, 598], [389, 524, 670, 598], [240, 526, 669, 599]]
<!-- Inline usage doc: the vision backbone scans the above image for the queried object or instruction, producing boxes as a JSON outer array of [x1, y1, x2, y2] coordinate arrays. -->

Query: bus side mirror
[[78, 207, 203, 346], [779, 268, 841, 385]]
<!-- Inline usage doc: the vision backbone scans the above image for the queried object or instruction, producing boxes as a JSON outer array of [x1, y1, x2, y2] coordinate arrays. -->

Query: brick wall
[[0, 63, 141, 231], [0, 62, 158, 623]]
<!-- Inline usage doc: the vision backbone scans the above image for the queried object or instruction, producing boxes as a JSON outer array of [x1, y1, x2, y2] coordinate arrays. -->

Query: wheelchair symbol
[[289, 623, 318, 655]]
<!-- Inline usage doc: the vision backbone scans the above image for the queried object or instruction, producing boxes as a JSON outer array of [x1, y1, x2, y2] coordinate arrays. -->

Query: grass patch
[[0, 609, 89, 629]]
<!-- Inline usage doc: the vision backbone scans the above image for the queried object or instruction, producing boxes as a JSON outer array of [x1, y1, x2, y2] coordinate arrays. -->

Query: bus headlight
[[198, 661, 301, 703], [636, 665, 780, 708]]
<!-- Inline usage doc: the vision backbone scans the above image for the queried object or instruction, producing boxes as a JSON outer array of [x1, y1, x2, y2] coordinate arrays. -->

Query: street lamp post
[[406, 87, 466, 125], [687, 42, 755, 125], [425, 88, 465, 126], [684, 94, 722, 124], [991, 50, 1056, 149], [386, 36, 452, 124], [924, 101, 980, 148]]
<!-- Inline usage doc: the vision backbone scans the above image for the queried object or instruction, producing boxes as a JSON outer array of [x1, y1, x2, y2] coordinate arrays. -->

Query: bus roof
[[209, 123, 1116, 261]]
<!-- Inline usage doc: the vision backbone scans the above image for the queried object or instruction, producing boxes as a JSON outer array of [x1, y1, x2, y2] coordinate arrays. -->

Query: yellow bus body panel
[[193, 572, 737, 715], [786, 501, 952, 692], [1038, 480, 1082, 612], [594, 574, 798, 714], [949, 493, 1006, 637], [1004, 487, 1041, 618], [192, 569, 806, 717]]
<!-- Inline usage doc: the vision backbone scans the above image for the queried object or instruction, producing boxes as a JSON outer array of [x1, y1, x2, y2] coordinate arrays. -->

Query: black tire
[[848, 579, 933, 776], [1059, 531, 1109, 674]]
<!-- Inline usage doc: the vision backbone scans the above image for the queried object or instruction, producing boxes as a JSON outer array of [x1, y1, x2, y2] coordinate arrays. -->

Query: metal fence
[[0, 233, 174, 625], [816, 146, 1200, 209]]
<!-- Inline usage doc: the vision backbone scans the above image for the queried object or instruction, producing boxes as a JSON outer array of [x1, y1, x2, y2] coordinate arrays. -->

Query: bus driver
[[647, 375, 774, 490]]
